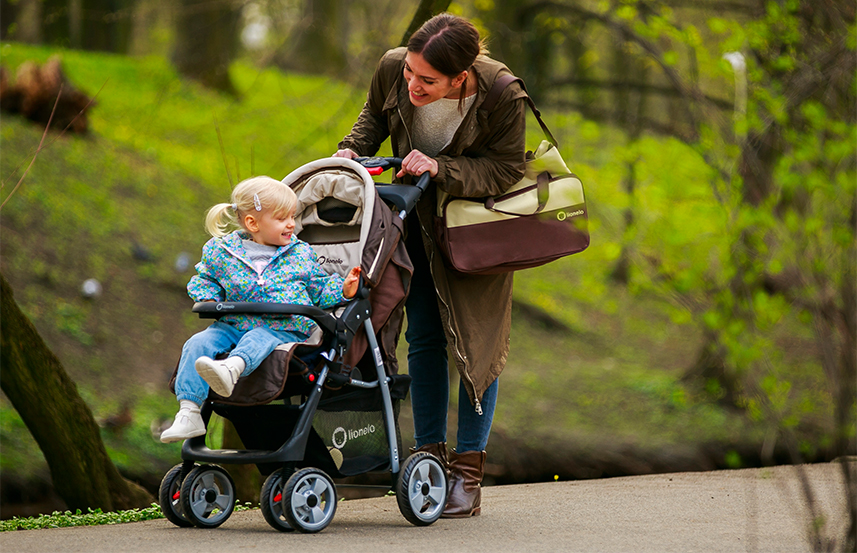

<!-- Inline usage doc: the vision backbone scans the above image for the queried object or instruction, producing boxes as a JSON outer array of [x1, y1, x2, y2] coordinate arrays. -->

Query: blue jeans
[[174, 321, 306, 405], [405, 220, 498, 452]]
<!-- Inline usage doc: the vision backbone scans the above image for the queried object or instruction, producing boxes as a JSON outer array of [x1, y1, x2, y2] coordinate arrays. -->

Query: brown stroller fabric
[[169, 158, 413, 406]]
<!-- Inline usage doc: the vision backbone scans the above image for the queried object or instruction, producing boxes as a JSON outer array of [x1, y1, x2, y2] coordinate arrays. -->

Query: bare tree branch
[[550, 76, 734, 111], [526, 0, 706, 140]]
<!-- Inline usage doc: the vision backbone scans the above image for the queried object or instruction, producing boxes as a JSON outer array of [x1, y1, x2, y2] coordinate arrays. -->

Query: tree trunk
[[222, 421, 261, 506], [609, 43, 648, 285], [0, 272, 153, 512], [172, 0, 240, 94], [78, 0, 134, 53], [1, 0, 42, 43], [399, 0, 453, 47], [129, 0, 172, 56], [277, 0, 350, 76]]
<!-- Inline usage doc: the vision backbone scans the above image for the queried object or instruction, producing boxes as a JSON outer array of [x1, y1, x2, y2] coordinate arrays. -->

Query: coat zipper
[[400, 105, 484, 416], [223, 240, 286, 288], [422, 211, 483, 416]]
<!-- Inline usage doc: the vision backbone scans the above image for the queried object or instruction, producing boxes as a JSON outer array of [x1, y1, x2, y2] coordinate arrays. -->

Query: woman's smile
[[403, 51, 466, 106]]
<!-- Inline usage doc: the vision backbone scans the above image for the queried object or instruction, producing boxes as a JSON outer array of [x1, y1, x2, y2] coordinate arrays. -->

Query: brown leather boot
[[409, 442, 450, 469], [442, 449, 486, 518]]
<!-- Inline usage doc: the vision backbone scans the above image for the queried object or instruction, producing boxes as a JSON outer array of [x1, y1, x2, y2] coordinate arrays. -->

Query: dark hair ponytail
[[408, 13, 484, 113]]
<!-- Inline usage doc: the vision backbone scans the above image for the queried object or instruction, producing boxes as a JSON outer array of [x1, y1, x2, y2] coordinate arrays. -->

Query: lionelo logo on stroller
[[332, 424, 377, 449]]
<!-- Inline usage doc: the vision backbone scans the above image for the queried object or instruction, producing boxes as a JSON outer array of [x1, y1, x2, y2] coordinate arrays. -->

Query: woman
[[334, 13, 527, 517]]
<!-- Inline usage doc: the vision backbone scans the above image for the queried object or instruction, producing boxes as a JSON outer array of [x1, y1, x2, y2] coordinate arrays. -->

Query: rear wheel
[[260, 469, 295, 532], [396, 452, 448, 526], [158, 463, 194, 527], [282, 468, 337, 533], [179, 464, 235, 528]]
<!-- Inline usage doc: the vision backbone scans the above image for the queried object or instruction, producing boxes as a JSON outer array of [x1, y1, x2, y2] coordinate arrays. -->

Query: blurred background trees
[[0, 0, 853, 544]]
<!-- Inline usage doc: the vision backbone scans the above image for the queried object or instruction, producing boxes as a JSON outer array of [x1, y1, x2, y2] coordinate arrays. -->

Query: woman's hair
[[204, 176, 296, 237], [407, 13, 486, 113]]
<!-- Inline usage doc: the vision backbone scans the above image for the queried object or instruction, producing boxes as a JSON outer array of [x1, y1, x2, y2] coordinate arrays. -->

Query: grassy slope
[[0, 43, 832, 506]]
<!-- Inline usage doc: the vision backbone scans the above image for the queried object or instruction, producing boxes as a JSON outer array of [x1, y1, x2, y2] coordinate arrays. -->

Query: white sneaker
[[195, 356, 244, 397], [160, 407, 205, 443]]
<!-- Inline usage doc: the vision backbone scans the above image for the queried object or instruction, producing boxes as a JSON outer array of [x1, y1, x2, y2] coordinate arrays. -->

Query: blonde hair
[[205, 176, 297, 237]]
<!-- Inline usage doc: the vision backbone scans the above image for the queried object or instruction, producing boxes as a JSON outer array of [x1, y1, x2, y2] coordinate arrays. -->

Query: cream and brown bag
[[434, 75, 589, 275]]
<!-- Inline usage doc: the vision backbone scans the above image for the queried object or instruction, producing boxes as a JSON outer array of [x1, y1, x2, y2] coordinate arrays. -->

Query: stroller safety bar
[[193, 301, 338, 336]]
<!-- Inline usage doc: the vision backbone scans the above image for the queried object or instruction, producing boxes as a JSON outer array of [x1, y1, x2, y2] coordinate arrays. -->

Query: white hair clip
[[230, 203, 238, 211], [253, 194, 262, 211]]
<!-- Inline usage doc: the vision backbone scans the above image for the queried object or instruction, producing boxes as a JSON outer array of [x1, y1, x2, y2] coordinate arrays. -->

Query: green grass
[[0, 41, 839, 516]]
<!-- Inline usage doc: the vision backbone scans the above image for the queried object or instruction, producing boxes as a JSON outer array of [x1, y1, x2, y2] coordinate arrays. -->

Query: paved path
[[1, 463, 851, 553]]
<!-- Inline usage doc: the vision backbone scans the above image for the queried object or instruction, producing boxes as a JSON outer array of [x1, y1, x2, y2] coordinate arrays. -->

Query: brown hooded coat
[[338, 47, 528, 412]]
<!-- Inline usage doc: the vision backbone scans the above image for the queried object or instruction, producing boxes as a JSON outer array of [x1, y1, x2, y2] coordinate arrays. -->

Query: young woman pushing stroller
[[334, 13, 528, 517]]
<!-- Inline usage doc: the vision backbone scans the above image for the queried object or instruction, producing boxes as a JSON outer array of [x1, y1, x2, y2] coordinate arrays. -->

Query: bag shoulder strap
[[482, 74, 558, 147]]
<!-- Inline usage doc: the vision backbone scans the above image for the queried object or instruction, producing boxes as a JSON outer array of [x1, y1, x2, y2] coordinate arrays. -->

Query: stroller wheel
[[260, 469, 295, 532], [396, 452, 448, 526], [179, 464, 236, 528], [158, 463, 195, 527], [282, 468, 337, 533]]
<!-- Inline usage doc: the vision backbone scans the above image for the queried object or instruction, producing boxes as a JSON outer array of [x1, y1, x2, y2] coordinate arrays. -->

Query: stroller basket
[[212, 374, 410, 478]]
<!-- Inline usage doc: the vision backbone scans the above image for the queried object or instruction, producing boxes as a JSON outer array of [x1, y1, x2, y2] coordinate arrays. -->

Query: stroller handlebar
[[193, 301, 338, 335], [356, 156, 429, 215]]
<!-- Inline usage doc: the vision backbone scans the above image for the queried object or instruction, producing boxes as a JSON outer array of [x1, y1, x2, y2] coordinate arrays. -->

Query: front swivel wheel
[[282, 468, 337, 533], [179, 464, 235, 528], [396, 452, 448, 526]]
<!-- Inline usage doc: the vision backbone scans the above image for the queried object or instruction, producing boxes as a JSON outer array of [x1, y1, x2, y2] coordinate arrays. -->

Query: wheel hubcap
[[408, 460, 446, 520]]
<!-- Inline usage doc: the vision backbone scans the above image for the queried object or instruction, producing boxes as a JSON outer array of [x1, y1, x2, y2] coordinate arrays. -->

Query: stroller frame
[[159, 159, 446, 533], [183, 298, 400, 472]]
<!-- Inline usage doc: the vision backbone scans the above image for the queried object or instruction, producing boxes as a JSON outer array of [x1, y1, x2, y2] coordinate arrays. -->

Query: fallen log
[[0, 56, 95, 133]]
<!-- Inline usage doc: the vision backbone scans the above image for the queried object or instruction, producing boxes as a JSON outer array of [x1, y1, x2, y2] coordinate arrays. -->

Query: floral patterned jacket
[[187, 230, 347, 335]]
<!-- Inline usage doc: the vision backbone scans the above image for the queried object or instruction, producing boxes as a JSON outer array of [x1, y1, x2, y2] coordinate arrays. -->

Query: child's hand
[[342, 267, 361, 299]]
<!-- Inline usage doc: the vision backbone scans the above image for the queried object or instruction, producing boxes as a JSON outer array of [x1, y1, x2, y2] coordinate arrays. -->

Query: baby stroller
[[158, 157, 447, 533]]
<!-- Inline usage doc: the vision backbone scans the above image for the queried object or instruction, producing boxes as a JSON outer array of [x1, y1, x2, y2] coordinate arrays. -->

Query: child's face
[[250, 206, 296, 247]]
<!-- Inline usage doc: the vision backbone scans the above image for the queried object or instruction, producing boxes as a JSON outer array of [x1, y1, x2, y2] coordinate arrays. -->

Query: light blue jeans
[[174, 321, 307, 405]]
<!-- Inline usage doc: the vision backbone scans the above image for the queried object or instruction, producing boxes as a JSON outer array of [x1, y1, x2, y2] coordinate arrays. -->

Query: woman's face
[[403, 52, 467, 107]]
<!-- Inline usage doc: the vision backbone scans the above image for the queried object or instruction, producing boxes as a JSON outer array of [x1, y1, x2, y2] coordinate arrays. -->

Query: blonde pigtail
[[205, 203, 237, 237]]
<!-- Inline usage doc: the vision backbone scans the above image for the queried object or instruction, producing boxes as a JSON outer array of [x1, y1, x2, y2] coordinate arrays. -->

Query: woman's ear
[[451, 70, 468, 89], [243, 214, 259, 233]]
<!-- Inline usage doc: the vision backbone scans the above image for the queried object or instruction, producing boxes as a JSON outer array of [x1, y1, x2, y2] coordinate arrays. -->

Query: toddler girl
[[161, 176, 360, 442]]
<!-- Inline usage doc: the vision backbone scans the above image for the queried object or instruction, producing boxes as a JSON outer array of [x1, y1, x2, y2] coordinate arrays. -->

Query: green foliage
[[0, 505, 165, 531], [0, 501, 257, 531]]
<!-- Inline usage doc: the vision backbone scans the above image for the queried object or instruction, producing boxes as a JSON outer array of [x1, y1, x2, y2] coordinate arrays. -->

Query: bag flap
[[525, 140, 570, 179], [445, 173, 584, 228]]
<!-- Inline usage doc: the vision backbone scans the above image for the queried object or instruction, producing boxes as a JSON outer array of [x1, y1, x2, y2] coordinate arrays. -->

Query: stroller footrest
[[182, 439, 298, 465]]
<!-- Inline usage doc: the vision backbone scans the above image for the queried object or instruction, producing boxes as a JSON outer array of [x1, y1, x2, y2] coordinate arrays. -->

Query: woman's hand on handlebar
[[332, 148, 359, 159], [397, 150, 438, 179]]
